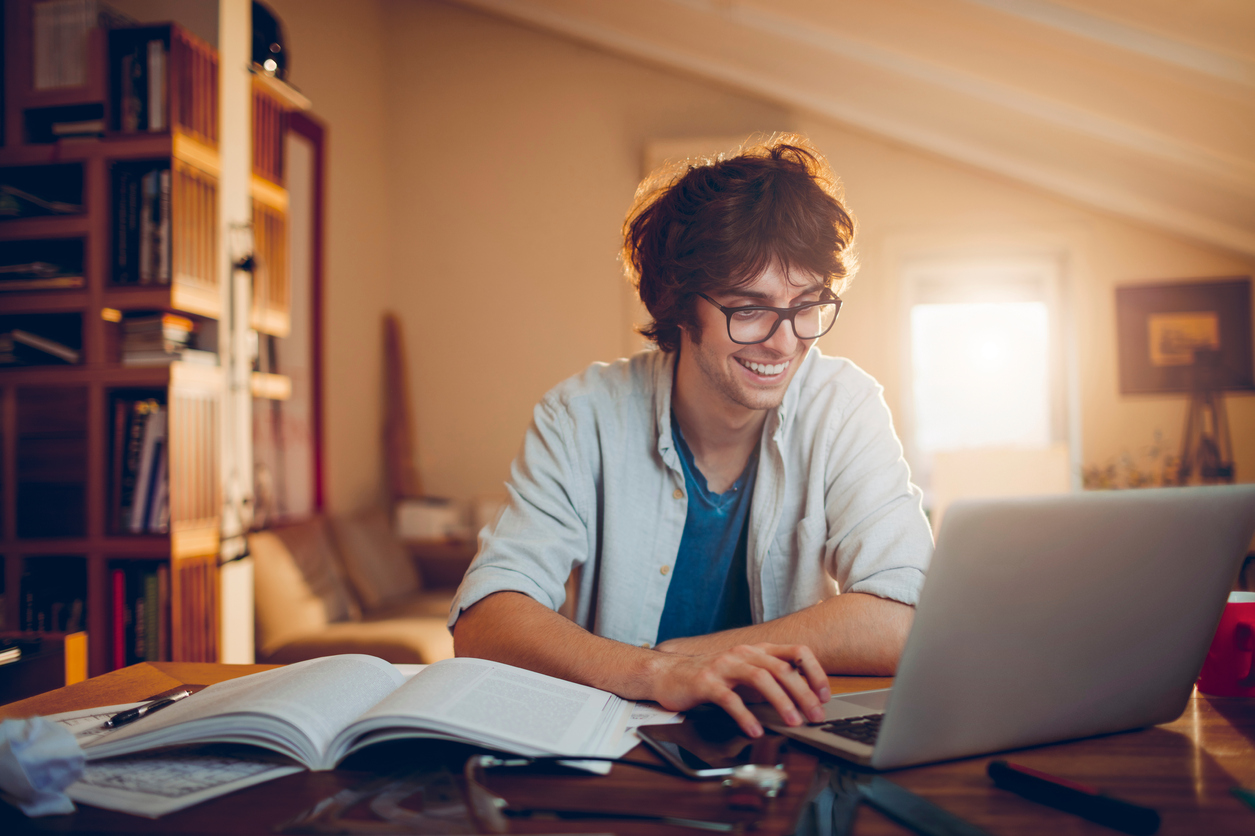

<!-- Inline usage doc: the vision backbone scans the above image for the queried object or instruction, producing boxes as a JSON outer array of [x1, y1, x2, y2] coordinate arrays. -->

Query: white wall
[[265, 0, 395, 513], [273, 0, 1255, 510], [382, 0, 789, 503]]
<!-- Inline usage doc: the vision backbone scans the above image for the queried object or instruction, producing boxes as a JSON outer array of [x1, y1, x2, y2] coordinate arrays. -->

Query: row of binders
[[112, 396, 168, 534]]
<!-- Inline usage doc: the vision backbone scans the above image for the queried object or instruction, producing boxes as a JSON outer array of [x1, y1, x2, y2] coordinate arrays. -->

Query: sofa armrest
[[404, 538, 476, 589], [258, 618, 455, 665]]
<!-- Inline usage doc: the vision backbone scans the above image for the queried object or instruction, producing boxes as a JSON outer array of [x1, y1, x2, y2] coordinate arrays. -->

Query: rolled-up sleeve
[[822, 383, 932, 606], [448, 395, 590, 629]]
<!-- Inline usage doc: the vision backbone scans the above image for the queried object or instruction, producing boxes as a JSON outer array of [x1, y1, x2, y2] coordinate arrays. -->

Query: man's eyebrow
[[726, 283, 825, 304]]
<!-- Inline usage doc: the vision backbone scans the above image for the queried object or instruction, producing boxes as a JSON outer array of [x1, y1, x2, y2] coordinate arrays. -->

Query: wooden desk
[[2, 663, 1254, 834]]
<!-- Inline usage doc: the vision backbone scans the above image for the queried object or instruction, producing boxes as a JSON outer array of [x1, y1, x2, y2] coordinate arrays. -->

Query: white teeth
[[739, 358, 787, 376]]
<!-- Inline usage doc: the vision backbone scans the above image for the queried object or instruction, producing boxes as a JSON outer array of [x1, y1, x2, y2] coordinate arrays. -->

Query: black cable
[[482, 755, 678, 776]]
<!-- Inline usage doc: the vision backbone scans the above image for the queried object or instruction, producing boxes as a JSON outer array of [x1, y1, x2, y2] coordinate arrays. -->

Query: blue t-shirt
[[655, 416, 758, 644]]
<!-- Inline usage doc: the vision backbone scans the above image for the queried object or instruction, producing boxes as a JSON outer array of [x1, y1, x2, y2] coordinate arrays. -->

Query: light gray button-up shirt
[[449, 347, 932, 647]]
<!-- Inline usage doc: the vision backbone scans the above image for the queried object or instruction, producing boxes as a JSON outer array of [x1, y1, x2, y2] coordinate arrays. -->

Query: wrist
[[621, 645, 674, 702]]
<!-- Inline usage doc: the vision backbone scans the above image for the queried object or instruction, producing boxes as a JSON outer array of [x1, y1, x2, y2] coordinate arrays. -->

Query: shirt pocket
[[772, 511, 826, 572], [765, 511, 831, 616]]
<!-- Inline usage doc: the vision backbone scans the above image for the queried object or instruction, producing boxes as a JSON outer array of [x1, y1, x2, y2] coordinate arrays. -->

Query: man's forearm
[[453, 590, 662, 699], [453, 590, 832, 737], [655, 592, 913, 675]]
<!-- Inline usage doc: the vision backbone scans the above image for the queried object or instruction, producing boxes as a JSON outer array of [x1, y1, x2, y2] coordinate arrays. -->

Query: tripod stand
[[1176, 350, 1235, 485]]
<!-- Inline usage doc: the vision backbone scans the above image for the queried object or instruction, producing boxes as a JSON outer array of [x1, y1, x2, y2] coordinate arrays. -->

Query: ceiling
[[448, 0, 1255, 256]]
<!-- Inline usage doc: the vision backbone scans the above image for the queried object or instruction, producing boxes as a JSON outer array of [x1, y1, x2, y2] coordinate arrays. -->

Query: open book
[[82, 655, 632, 771]]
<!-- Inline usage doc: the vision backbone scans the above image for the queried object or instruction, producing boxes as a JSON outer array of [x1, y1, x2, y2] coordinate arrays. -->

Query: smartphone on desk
[[637, 705, 786, 779]]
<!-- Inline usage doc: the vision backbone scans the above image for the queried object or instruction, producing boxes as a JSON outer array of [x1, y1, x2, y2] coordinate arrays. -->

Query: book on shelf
[[122, 311, 190, 348], [121, 313, 217, 366], [129, 404, 166, 534], [112, 397, 168, 534], [111, 569, 125, 669], [0, 243, 85, 290], [0, 277, 85, 291], [146, 445, 170, 533], [20, 560, 86, 634], [51, 118, 106, 137], [123, 311, 193, 335], [156, 564, 170, 661], [114, 33, 167, 133], [122, 348, 216, 366], [0, 329, 80, 364], [0, 184, 83, 217], [113, 162, 171, 284], [109, 564, 167, 668], [0, 266, 85, 291], [148, 39, 166, 131], [82, 655, 632, 771]]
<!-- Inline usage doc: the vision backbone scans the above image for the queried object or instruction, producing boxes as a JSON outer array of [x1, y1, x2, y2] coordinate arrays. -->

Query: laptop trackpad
[[753, 688, 892, 726], [823, 688, 891, 721]]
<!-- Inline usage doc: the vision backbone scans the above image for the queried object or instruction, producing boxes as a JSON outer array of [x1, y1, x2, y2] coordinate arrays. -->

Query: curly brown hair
[[622, 134, 857, 354]]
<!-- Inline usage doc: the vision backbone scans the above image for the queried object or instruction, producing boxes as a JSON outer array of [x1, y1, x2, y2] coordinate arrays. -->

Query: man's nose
[[763, 316, 800, 354]]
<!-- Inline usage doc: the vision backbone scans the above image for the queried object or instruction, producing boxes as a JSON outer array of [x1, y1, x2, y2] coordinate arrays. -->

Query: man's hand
[[455, 592, 835, 738], [656, 593, 913, 675], [649, 643, 831, 737]]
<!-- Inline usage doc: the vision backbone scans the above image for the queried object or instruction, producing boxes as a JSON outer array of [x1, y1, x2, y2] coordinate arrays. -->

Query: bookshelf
[[0, 1, 233, 676], [250, 73, 298, 339]]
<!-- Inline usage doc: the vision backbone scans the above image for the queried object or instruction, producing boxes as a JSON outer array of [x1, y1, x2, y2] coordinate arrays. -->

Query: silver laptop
[[754, 484, 1255, 770]]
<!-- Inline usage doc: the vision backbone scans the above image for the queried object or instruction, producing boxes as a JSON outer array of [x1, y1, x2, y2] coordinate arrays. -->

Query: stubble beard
[[689, 334, 793, 414]]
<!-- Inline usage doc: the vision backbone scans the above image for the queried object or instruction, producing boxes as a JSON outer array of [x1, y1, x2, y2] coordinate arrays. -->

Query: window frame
[[898, 253, 1080, 509]]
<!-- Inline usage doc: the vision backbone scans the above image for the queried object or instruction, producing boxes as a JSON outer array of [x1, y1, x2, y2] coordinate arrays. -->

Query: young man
[[450, 136, 932, 737]]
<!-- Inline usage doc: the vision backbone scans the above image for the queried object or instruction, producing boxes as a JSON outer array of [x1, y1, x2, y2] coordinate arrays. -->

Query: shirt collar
[[774, 346, 816, 441], [653, 346, 815, 459], [652, 349, 680, 469]]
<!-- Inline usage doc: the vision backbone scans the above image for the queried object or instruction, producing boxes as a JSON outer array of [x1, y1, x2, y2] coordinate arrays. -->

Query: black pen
[[988, 760, 1160, 835], [102, 689, 192, 729]]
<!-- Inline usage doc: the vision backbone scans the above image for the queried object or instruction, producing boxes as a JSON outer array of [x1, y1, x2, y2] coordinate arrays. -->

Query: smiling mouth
[[736, 357, 788, 377]]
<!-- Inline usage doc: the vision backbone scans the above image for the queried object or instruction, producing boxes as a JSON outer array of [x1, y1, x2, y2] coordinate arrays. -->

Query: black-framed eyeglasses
[[697, 289, 842, 345]]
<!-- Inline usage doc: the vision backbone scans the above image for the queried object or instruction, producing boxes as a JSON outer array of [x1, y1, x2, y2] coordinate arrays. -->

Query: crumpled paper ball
[[0, 716, 85, 816]]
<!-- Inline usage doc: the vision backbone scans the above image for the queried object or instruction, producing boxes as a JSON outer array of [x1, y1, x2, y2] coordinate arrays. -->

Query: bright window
[[910, 301, 1051, 452], [899, 255, 1074, 507]]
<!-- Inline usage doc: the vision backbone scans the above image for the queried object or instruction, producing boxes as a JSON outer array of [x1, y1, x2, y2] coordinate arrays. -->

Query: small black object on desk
[[988, 760, 1160, 835]]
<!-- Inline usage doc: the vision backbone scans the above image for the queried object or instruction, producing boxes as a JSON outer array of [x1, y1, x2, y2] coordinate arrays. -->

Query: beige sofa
[[250, 511, 457, 664]]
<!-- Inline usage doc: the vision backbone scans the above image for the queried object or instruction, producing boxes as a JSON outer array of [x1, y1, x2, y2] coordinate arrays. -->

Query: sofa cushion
[[251, 519, 361, 660], [331, 509, 422, 612], [257, 619, 455, 665], [365, 591, 453, 622]]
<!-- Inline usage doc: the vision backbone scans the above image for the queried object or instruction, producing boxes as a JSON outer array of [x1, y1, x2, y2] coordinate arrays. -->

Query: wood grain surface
[[1, 665, 1252, 835]]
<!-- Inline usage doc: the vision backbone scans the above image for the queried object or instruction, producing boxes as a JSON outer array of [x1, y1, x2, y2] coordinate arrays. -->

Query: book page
[[337, 658, 630, 761], [68, 744, 303, 818], [47, 704, 302, 818], [85, 655, 404, 767]]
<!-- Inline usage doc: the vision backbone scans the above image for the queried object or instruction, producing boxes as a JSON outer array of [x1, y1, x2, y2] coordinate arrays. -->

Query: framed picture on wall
[[1115, 277, 1253, 394]]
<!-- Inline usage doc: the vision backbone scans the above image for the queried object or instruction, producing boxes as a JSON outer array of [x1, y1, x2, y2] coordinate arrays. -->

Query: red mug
[[1197, 592, 1255, 697]]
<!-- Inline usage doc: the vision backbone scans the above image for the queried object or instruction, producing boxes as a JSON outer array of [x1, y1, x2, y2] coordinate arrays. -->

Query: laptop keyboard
[[819, 713, 883, 746]]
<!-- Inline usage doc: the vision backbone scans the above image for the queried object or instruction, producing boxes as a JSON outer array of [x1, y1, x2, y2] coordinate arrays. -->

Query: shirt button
[[641, 642, 652, 649], [660, 565, 671, 576], [673, 488, 684, 499]]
